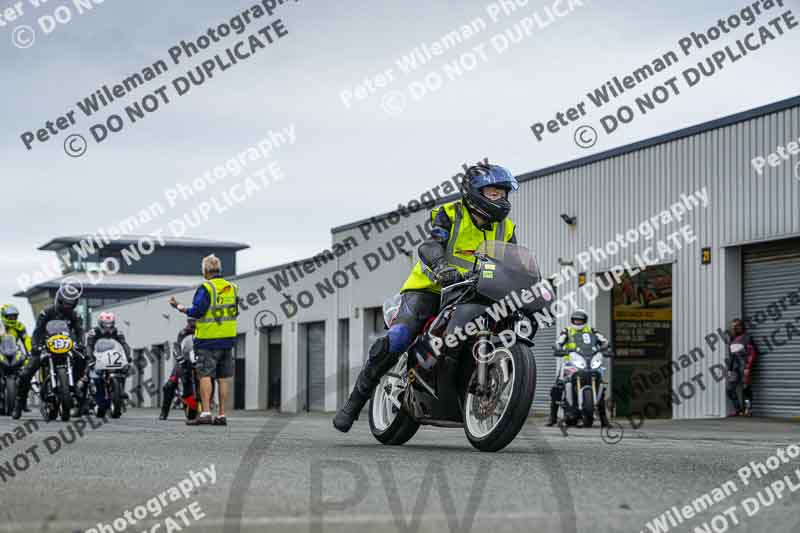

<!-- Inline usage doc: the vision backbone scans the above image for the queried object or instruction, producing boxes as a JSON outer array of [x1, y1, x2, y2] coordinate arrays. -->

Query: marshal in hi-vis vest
[[195, 278, 239, 340], [400, 201, 515, 293]]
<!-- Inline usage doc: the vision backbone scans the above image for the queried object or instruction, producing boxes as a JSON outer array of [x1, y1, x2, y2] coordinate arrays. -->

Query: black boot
[[160, 382, 176, 420], [13, 383, 29, 420], [332, 378, 371, 433], [546, 402, 559, 427], [598, 399, 610, 428], [333, 336, 397, 433]]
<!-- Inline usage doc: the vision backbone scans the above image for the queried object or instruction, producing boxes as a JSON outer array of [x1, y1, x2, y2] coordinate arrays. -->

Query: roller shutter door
[[306, 322, 326, 412], [742, 238, 800, 418], [531, 324, 558, 413]]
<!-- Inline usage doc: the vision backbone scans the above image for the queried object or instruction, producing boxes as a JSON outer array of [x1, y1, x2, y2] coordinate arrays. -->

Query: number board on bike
[[95, 351, 126, 371], [46, 335, 73, 354]]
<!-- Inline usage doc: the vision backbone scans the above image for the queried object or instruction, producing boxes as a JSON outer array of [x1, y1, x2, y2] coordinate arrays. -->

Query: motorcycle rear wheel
[[464, 343, 536, 452], [369, 354, 419, 445]]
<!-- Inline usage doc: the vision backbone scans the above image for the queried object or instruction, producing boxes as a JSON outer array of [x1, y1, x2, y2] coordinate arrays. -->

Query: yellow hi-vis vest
[[195, 278, 239, 340], [563, 326, 592, 350], [400, 200, 515, 294]]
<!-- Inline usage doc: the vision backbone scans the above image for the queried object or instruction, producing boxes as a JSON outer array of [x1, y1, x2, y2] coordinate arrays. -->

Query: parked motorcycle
[[38, 320, 82, 422], [368, 241, 552, 452], [92, 338, 130, 418], [552, 331, 613, 428], [174, 336, 215, 420], [0, 336, 28, 415]]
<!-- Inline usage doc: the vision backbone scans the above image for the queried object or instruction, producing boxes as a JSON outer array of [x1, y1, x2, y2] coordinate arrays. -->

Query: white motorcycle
[[92, 338, 130, 418], [553, 332, 613, 428]]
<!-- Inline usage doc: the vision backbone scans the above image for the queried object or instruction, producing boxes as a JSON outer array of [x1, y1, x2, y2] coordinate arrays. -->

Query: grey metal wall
[[743, 238, 800, 418]]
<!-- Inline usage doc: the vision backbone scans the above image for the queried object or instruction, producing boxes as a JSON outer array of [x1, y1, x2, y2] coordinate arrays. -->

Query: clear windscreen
[[474, 241, 542, 282], [95, 338, 122, 353], [181, 336, 194, 358], [45, 320, 70, 336], [0, 336, 17, 356]]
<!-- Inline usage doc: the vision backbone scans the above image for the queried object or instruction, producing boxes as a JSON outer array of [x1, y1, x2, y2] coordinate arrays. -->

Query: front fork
[[575, 375, 606, 412], [475, 333, 492, 391]]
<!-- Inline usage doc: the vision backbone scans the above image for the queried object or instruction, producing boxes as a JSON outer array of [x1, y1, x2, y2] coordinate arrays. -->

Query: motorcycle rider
[[159, 318, 199, 420], [547, 309, 610, 427], [333, 160, 519, 432], [86, 311, 131, 416], [1, 305, 33, 412], [14, 289, 85, 419], [726, 318, 758, 417], [1, 305, 32, 354]]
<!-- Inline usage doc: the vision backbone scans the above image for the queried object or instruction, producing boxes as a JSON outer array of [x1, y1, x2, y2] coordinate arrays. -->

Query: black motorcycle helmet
[[54, 288, 80, 315], [460, 160, 519, 224]]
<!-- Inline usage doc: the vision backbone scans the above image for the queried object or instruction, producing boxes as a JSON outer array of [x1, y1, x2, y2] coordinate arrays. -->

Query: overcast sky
[[3, 0, 799, 325]]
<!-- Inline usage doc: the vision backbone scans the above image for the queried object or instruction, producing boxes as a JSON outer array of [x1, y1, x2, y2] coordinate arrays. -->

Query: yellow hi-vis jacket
[[195, 278, 239, 340], [400, 200, 515, 294]]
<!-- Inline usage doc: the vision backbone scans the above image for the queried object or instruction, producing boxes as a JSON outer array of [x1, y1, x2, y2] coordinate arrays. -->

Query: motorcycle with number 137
[[38, 320, 82, 422]]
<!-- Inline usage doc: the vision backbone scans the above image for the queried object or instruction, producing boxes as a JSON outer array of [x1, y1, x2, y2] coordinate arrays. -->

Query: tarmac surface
[[0, 410, 798, 533]]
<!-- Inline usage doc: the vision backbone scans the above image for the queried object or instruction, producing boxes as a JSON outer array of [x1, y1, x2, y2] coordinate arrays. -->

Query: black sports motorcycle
[[368, 241, 553, 452]]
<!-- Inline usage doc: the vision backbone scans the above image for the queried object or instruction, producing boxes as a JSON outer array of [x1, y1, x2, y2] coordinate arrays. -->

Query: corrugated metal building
[[98, 95, 800, 419]]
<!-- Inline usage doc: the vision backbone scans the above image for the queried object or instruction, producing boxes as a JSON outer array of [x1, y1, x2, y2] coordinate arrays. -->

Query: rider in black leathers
[[14, 289, 85, 419], [159, 318, 198, 420]]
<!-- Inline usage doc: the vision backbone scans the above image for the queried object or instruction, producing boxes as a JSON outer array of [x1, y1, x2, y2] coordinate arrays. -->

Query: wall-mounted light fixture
[[560, 213, 577, 226]]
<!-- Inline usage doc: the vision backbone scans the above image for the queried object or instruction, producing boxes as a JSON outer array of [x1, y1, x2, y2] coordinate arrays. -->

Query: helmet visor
[[2, 305, 19, 321], [468, 166, 519, 193]]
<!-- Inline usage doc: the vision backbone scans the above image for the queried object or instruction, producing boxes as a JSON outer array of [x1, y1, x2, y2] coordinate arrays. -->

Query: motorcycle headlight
[[591, 355, 603, 369], [570, 354, 586, 369]]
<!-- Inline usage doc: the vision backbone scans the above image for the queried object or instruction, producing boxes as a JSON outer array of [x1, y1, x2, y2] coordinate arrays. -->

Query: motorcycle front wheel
[[581, 388, 594, 428], [4, 377, 17, 416], [111, 378, 123, 419], [57, 367, 72, 422], [368, 354, 419, 445], [464, 342, 536, 452]]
